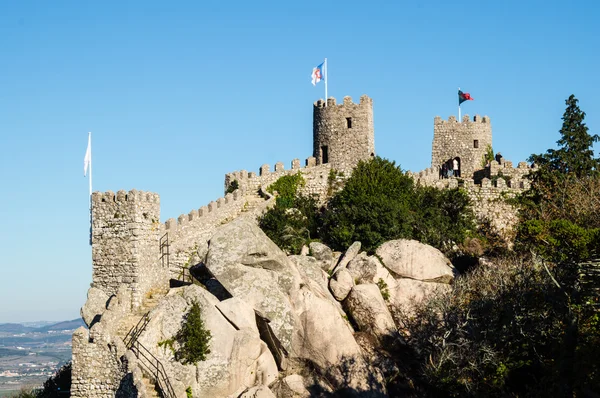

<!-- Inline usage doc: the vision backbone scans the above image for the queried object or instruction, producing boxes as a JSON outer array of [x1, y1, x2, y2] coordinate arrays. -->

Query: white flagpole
[[324, 58, 328, 106], [88, 132, 93, 205]]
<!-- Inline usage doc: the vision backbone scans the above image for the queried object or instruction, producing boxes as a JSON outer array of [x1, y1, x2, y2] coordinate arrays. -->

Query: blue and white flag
[[311, 61, 325, 86]]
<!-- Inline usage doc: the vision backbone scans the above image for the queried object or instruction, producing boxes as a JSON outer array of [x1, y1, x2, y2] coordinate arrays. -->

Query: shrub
[[226, 179, 239, 194], [177, 300, 212, 364], [159, 300, 212, 365], [321, 157, 474, 254]]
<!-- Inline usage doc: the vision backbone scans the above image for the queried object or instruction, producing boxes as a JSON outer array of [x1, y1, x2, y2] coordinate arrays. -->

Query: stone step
[[142, 375, 159, 398]]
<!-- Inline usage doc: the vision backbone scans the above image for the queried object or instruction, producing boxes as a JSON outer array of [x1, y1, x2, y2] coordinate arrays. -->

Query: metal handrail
[[160, 232, 170, 268], [122, 312, 177, 398], [130, 340, 177, 398], [124, 312, 150, 349]]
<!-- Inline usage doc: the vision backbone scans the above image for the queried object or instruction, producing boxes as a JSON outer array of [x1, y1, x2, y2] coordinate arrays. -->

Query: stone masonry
[[74, 94, 535, 397], [313, 95, 375, 173], [91, 189, 167, 310], [432, 115, 492, 179]]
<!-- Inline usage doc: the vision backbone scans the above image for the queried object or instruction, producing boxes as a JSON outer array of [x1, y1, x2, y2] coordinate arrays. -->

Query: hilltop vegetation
[[259, 95, 600, 397]]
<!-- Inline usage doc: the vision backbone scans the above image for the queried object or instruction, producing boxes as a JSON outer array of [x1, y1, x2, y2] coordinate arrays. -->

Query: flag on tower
[[311, 61, 325, 86], [84, 133, 92, 177], [458, 90, 474, 105]]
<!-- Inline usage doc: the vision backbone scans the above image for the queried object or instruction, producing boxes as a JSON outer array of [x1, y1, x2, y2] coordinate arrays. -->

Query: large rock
[[239, 385, 276, 398], [80, 287, 109, 328], [334, 241, 362, 272], [344, 284, 396, 342], [270, 374, 333, 398], [205, 218, 301, 352], [376, 239, 455, 283], [291, 286, 385, 396], [309, 242, 334, 270], [346, 253, 379, 284], [391, 278, 451, 317], [329, 268, 354, 301], [138, 285, 278, 398]]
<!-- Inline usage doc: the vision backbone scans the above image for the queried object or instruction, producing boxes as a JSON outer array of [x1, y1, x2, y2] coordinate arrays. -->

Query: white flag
[[84, 133, 91, 177]]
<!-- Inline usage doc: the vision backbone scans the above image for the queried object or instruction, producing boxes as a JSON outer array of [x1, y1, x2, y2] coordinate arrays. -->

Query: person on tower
[[453, 158, 460, 177]]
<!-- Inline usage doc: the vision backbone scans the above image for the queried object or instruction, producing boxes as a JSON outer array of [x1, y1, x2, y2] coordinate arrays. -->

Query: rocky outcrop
[[137, 284, 278, 398], [80, 287, 109, 328], [376, 239, 455, 283], [344, 284, 396, 342], [204, 218, 302, 354]]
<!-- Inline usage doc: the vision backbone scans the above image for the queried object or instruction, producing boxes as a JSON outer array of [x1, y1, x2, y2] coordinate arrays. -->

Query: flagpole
[[324, 58, 328, 106], [88, 132, 93, 246], [88, 132, 93, 205]]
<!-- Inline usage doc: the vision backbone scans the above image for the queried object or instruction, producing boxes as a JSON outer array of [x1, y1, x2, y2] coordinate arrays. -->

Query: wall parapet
[[224, 156, 326, 195], [434, 114, 490, 124]]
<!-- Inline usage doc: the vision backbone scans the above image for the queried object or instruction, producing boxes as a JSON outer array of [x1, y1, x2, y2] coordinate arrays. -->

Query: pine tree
[[532, 95, 599, 177], [176, 300, 212, 364]]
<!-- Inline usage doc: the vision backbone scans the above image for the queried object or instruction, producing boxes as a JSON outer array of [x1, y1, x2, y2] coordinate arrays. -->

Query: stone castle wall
[[225, 158, 333, 203], [91, 190, 167, 309], [410, 158, 535, 239], [432, 115, 492, 179], [313, 95, 375, 173], [71, 327, 124, 398]]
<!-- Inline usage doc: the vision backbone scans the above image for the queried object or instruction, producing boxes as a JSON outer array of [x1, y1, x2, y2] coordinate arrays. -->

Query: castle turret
[[432, 115, 492, 178], [313, 95, 375, 173], [91, 189, 166, 309]]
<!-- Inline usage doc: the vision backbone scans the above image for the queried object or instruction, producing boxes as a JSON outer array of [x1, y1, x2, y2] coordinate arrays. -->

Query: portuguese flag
[[458, 90, 474, 105]]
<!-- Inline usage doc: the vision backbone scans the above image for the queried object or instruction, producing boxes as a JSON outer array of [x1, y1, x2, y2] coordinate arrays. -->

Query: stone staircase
[[117, 291, 167, 397]]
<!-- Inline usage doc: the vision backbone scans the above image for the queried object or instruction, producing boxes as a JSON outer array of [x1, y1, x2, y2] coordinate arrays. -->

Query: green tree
[[175, 300, 212, 364], [321, 157, 416, 252], [320, 157, 473, 253], [530, 94, 599, 177]]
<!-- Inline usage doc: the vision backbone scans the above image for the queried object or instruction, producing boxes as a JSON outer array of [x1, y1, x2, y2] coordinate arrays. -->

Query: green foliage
[[517, 219, 599, 263], [161, 300, 212, 365], [519, 95, 600, 263], [186, 386, 193, 398], [321, 157, 417, 252], [226, 179, 239, 194], [481, 144, 494, 167], [258, 194, 319, 254], [321, 157, 474, 253], [530, 95, 599, 177], [327, 169, 345, 197], [397, 254, 600, 397], [376, 278, 390, 301], [267, 172, 305, 205], [177, 300, 212, 364], [259, 173, 319, 254]]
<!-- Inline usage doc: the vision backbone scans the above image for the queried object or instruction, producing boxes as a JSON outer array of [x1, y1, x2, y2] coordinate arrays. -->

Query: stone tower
[[432, 115, 492, 179], [313, 95, 375, 173], [91, 189, 167, 309]]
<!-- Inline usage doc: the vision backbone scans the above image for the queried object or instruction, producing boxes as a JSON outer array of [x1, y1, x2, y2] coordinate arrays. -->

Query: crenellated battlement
[[163, 189, 243, 232], [313, 95, 373, 109], [434, 114, 490, 124], [92, 189, 160, 205]]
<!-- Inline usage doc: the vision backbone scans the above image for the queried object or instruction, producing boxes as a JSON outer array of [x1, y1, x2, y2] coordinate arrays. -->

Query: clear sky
[[0, 0, 598, 323]]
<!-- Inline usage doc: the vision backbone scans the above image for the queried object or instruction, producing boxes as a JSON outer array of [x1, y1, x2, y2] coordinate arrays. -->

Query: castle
[[72, 95, 532, 397]]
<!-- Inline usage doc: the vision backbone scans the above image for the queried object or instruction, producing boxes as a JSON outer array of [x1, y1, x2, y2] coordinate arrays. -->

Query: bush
[[396, 255, 586, 397], [226, 179, 239, 194], [321, 157, 474, 253], [160, 300, 212, 365], [177, 300, 212, 364]]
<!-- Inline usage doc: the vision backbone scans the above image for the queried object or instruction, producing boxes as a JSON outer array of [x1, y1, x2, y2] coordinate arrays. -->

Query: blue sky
[[0, 0, 598, 323]]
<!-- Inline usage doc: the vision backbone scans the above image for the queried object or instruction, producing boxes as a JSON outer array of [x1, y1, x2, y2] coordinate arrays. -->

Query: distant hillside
[[0, 323, 34, 334], [35, 319, 85, 332]]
